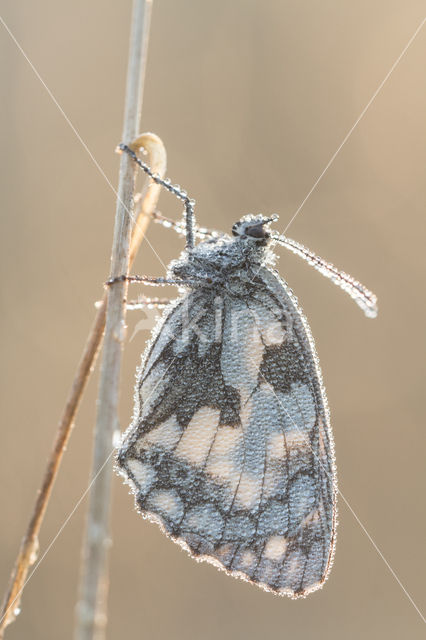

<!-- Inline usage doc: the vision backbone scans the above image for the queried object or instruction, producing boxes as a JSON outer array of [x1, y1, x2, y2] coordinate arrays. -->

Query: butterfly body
[[117, 215, 337, 598]]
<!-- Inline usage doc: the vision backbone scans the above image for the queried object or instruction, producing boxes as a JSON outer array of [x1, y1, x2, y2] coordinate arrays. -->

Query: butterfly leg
[[98, 278, 173, 312], [148, 209, 220, 241], [105, 274, 184, 287], [118, 143, 196, 250], [126, 295, 171, 311]]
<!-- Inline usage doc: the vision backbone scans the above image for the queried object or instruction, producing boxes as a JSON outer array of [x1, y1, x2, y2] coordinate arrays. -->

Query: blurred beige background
[[1, 1, 425, 638]]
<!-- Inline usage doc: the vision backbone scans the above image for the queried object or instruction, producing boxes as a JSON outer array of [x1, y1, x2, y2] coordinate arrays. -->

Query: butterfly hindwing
[[117, 268, 336, 598]]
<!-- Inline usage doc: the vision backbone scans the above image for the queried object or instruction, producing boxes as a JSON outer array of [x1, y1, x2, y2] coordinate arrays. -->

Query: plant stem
[[74, 4, 153, 637], [0, 131, 165, 639]]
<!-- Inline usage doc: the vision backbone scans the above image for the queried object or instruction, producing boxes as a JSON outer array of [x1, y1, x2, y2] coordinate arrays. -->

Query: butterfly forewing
[[117, 267, 336, 598]]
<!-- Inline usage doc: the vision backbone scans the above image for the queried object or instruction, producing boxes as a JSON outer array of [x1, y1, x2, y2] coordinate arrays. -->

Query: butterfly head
[[231, 214, 279, 245]]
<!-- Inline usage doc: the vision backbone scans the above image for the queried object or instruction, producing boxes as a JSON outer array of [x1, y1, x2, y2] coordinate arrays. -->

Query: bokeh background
[[1, 1, 425, 638]]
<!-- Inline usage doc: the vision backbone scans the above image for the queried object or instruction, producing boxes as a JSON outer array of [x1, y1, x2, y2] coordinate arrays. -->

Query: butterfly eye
[[246, 223, 268, 239], [231, 223, 239, 237]]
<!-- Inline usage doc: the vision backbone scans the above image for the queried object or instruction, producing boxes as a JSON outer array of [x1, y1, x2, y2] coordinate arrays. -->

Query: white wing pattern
[[117, 267, 337, 598]]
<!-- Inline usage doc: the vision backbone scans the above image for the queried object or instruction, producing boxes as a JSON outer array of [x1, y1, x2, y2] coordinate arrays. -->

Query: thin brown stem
[[0, 132, 166, 639]]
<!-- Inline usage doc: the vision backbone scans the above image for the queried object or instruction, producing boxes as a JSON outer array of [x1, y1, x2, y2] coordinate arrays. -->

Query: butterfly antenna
[[271, 232, 378, 318]]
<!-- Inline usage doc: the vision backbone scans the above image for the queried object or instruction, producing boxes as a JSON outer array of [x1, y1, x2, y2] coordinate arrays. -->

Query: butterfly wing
[[117, 269, 336, 598]]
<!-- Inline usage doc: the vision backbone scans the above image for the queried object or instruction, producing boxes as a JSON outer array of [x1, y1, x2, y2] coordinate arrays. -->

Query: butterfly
[[114, 143, 377, 598]]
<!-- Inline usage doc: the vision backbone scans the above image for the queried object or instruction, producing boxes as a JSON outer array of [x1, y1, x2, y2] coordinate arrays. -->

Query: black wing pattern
[[117, 267, 337, 597]]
